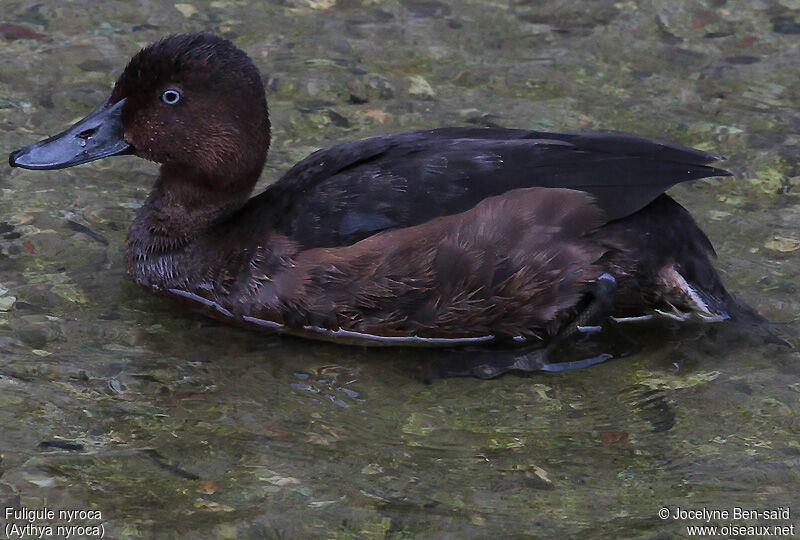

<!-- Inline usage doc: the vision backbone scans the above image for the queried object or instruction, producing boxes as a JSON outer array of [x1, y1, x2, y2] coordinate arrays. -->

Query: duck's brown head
[[10, 33, 270, 192]]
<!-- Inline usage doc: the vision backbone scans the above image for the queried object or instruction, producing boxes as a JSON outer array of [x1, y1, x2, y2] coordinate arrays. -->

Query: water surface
[[1, 0, 799, 538]]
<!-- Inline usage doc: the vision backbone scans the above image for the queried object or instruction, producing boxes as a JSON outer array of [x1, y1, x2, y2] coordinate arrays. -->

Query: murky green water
[[1, 0, 799, 538]]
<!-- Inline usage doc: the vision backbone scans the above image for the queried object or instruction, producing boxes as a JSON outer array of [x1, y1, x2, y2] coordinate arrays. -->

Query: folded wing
[[256, 128, 730, 247]]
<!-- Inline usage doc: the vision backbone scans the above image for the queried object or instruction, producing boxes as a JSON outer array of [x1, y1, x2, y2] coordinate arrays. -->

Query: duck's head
[[10, 33, 270, 191]]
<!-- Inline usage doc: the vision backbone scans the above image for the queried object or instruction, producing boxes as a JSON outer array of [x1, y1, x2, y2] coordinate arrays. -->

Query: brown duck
[[9, 33, 753, 376]]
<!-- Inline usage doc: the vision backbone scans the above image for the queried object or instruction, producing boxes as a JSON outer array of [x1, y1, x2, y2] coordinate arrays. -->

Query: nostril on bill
[[77, 127, 99, 140]]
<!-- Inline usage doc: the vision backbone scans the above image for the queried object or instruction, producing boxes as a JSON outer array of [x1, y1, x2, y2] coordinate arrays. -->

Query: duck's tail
[[601, 194, 789, 346], [716, 294, 791, 347]]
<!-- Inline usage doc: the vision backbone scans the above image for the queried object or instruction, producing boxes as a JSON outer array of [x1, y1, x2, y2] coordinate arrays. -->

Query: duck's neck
[[125, 163, 257, 288]]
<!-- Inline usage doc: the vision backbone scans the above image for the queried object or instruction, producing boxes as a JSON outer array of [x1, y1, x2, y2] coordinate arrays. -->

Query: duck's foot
[[432, 273, 623, 379], [433, 343, 617, 379], [557, 272, 618, 343], [432, 344, 549, 379]]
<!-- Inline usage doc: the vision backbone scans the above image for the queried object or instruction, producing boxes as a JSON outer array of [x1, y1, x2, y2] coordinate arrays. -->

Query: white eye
[[161, 89, 181, 105]]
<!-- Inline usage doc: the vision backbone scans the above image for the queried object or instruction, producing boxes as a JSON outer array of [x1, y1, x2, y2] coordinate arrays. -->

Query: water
[[1, 1, 799, 538]]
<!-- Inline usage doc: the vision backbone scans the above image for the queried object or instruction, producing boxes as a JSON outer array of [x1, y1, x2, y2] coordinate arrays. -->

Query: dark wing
[[252, 127, 730, 248]]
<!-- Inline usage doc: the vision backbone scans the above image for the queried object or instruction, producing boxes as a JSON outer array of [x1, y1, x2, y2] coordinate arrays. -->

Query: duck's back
[[255, 128, 730, 248]]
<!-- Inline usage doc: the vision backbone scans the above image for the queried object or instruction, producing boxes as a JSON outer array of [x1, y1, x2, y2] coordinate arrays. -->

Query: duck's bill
[[9, 97, 132, 170]]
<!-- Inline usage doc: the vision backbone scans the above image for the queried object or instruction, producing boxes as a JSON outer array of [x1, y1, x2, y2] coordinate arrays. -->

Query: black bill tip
[[9, 147, 25, 168]]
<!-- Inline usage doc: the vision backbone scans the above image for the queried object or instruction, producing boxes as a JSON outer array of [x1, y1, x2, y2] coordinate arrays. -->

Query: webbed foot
[[431, 273, 622, 379]]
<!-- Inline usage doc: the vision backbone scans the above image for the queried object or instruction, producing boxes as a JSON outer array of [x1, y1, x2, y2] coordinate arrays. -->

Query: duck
[[8, 33, 756, 375]]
